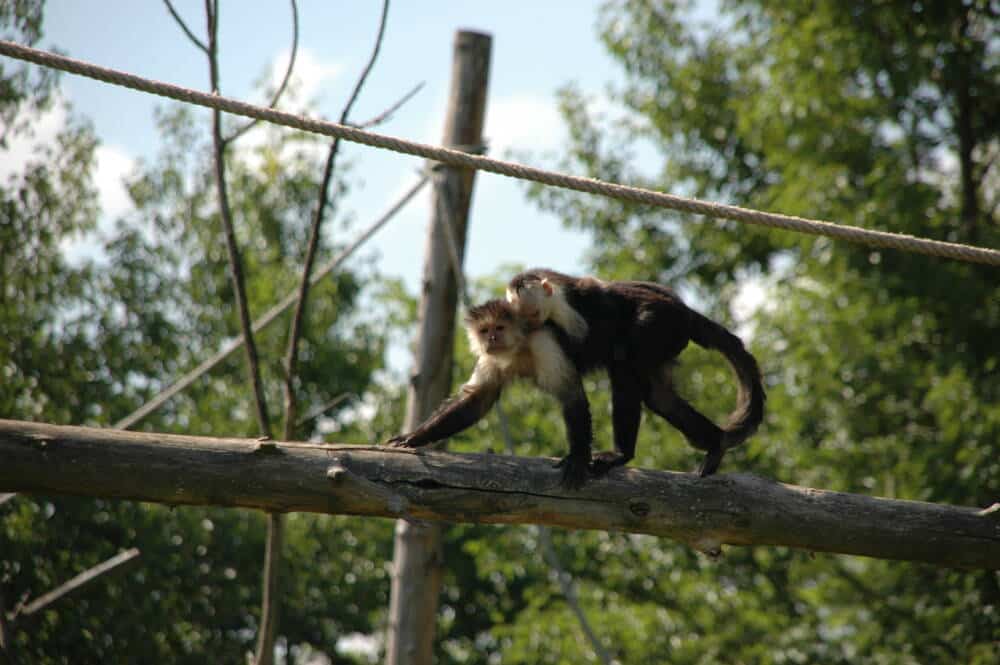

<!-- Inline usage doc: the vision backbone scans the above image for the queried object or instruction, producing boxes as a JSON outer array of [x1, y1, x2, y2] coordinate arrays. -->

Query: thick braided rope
[[3, 40, 998, 267]]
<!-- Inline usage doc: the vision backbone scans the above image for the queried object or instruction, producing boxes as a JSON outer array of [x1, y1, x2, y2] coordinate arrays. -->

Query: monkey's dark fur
[[508, 268, 765, 477]]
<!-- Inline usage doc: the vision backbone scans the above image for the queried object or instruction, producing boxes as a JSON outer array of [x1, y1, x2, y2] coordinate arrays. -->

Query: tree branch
[[269, 5, 391, 663], [163, 0, 208, 55], [1, 419, 996, 570], [225, 0, 299, 143], [353, 81, 425, 130], [205, 0, 273, 439], [280, 0, 392, 436], [16, 549, 141, 617], [111, 173, 429, 431]]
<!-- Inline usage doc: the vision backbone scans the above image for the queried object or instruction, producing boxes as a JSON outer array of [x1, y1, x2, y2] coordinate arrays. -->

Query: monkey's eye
[[495, 325, 505, 332], [479, 327, 488, 335]]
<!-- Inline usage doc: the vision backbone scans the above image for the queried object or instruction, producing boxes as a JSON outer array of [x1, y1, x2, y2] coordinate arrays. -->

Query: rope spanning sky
[[2, 39, 997, 267]]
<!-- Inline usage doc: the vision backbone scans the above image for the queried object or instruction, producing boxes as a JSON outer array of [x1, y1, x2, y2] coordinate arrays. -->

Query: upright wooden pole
[[385, 30, 492, 665]]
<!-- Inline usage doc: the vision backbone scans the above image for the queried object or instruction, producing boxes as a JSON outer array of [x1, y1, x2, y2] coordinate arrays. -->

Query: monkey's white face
[[469, 317, 523, 357]]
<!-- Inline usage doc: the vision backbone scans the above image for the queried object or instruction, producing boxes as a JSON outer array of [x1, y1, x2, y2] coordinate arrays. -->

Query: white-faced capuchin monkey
[[507, 268, 765, 477], [384, 299, 595, 488]]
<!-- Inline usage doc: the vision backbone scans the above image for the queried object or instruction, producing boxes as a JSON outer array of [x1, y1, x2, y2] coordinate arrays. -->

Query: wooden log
[[1, 419, 997, 570]]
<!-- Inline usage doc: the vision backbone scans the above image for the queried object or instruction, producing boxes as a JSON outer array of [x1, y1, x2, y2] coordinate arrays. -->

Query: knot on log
[[629, 501, 651, 517]]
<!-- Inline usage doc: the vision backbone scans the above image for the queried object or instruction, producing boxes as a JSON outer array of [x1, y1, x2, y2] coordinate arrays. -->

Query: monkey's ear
[[541, 279, 554, 296]]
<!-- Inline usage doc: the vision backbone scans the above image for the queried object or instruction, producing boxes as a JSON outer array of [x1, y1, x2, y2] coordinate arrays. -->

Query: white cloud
[[484, 93, 565, 155], [271, 47, 344, 106], [732, 278, 767, 323], [94, 144, 136, 219], [0, 97, 68, 181]]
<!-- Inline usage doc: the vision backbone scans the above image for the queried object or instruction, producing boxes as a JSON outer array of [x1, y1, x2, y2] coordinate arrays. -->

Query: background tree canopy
[[2, 1, 997, 663]]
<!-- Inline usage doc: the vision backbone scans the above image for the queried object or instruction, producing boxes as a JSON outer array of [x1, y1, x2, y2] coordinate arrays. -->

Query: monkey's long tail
[[689, 312, 766, 449]]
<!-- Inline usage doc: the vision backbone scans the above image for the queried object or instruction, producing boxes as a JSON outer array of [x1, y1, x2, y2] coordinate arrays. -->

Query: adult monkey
[[385, 299, 594, 488], [507, 268, 765, 477]]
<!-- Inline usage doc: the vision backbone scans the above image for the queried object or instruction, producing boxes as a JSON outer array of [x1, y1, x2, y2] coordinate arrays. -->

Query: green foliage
[[0, 8, 400, 661], [472, 1, 1000, 662], [5, 2, 999, 663]]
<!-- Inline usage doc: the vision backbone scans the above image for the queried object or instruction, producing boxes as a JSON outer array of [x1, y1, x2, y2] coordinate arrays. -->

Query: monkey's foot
[[697, 445, 724, 477], [553, 454, 591, 490], [384, 436, 416, 448], [590, 451, 630, 477]]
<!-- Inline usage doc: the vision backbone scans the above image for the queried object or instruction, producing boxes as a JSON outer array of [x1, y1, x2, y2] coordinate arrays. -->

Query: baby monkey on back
[[385, 299, 596, 488]]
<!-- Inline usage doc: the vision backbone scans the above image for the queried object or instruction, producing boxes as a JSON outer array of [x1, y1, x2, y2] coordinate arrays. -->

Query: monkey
[[506, 268, 765, 477], [384, 299, 595, 489]]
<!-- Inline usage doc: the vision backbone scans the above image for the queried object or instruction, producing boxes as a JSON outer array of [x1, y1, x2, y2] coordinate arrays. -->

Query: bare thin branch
[[200, 6, 278, 665], [337, 0, 391, 127], [354, 80, 425, 130], [19, 549, 141, 617], [226, 0, 299, 143], [205, 0, 273, 439], [296, 393, 354, 428], [280, 0, 391, 438], [255, 514, 283, 665], [163, 0, 208, 55], [112, 173, 429, 431], [269, 6, 391, 665]]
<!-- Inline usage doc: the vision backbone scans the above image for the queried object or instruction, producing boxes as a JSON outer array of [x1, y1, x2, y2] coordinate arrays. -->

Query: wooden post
[[385, 29, 492, 665]]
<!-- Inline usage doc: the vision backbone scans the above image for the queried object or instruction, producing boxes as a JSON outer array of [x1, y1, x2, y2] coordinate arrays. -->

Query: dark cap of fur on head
[[465, 299, 516, 326]]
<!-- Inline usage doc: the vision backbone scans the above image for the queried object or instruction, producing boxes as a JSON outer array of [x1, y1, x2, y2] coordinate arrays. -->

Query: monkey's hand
[[553, 453, 591, 490], [590, 451, 629, 477], [384, 434, 417, 448]]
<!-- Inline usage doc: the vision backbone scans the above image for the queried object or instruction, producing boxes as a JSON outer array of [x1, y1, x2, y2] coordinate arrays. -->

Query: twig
[[205, 0, 273, 440], [202, 5, 278, 663], [281, 0, 390, 438], [354, 81, 425, 130], [536, 525, 614, 664], [112, 173, 429, 431], [225, 0, 299, 143], [163, 0, 208, 55], [267, 4, 391, 665], [295, 392, 354, 428], [17, 549, 141, 617]]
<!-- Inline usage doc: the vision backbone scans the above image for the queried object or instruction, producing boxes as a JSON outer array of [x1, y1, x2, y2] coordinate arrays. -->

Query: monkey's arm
[[385, 370, 502, 448], [552, 386, 593, 489]]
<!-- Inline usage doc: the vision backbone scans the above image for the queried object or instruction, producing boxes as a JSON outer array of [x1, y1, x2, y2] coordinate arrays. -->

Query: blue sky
[[39, 1, 632, 288]]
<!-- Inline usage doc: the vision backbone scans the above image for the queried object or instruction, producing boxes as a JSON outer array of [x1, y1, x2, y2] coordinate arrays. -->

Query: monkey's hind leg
[[644, 367, 725, 477]]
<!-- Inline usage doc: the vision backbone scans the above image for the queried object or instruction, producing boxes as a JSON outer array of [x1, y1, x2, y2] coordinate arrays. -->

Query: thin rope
[[2, 40, 998, 267]]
